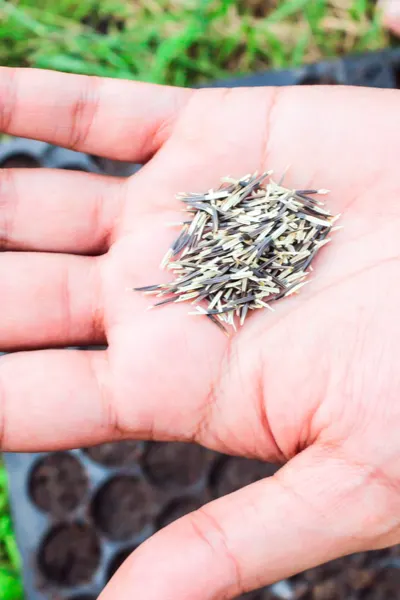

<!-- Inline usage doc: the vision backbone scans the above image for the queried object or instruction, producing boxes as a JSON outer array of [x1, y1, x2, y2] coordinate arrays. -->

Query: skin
[[1, 66, 400, 599], [379, 0, 400, 35]]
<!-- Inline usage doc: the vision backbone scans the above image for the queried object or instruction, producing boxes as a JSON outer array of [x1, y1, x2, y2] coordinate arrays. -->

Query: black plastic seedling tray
[[204, 47, 400, 89], [3, 48, 400, 600], [6, 444, 280, 600]]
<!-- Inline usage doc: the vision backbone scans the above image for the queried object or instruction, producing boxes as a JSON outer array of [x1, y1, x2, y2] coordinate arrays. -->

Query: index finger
[[0, 67, 193, 162]]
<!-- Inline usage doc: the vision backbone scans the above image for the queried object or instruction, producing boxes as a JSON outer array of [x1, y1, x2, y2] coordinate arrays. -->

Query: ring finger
[[0, 251, 104, 350]]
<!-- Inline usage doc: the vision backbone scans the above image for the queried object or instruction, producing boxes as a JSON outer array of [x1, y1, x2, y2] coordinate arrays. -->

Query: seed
[[133, 171, 340, 333]]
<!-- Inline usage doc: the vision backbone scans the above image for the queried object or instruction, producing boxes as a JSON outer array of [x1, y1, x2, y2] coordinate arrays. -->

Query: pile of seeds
[[134, 171, 340, 334]]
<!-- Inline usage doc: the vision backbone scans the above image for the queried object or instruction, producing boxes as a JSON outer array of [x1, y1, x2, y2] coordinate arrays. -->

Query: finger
[[378, 0, 400, 36], [0, 67, 193, 161], [0, 345, 210, 452], [0, 349, 111, 450], [0, 168, 124, 253], [100, 445, 380, 600], [0, 252, 103, 349]]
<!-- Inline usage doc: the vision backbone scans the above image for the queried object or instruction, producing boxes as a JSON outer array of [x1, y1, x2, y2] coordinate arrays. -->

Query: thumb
[[99, 444, 384, 599], [378, 0, 400, 36]]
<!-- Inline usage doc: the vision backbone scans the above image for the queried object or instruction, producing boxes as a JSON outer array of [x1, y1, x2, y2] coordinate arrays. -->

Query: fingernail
[[379, 0, 400, 18]]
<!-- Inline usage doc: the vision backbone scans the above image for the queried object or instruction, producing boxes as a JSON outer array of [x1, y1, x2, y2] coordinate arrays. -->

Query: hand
[[379, 0, 400, 36], [1, 67, 400, 599]]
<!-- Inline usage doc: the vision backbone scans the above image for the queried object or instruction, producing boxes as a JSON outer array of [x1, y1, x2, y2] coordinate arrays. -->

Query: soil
[[143, 442, 210, 488], [289, 549, 400, 599], [29, 452, 88, 517], [81, 13, 124, 34], [107, 547, 137, 582], [92, 475, 154, 541], [84, 441, 144, 467], [27, 447, 400, 599], [233, 557, 400, 598], [211, 456, 279, 498], [359, 566, 400, 599], [38, 523, 101, 586], [1, 154, 40, 168], [157, 496, 206, 529], [237, 0, 276, 18]]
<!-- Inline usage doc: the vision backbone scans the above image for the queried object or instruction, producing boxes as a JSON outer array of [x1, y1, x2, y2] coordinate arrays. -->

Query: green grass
[[0, 1, 393, 598], [0, 467, 23, 600], [0, 0, 390, 86]]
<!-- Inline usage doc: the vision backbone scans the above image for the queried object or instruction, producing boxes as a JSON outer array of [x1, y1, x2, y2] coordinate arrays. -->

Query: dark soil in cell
[[29, 452, 88, 517], [92, 475, 154, 541], [38, 523, 101, 587], [358, 566, 400, 599], [303, 578, 347, 600], [84, 440, 144, 467], [157, 496, 206, 529], [107, 547, 137, 582], [143, 442, 210, 488], [211, 456, 279, 497], [346, 565, 380, 591], [289, 549, 400, 599], [1, 154, 40, 168]]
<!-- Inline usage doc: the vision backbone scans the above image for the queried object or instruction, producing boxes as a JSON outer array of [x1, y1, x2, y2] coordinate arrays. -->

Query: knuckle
[[59, 262, 73, 340], [85, 350, 125, 438], [187, 507, 244, 596], [0, 169, 18, 248], [67, 75, 101, 151], [0, 67, 18, 132]]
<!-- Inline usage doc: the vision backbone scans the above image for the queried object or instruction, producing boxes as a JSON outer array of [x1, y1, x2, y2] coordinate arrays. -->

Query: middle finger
[[0, 168, 124, 254]]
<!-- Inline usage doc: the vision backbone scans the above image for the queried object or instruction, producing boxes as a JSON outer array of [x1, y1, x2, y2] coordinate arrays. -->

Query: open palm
[[2, 67, 400, 599]]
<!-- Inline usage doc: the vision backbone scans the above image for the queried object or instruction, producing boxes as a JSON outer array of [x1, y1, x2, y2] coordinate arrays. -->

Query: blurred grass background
[[0, 0, 394, 598], [0, 0, 391, 86]]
